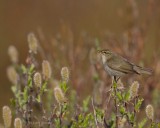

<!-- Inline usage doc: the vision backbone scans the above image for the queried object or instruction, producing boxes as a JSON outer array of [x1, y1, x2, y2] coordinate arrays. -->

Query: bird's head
[[97, 49, 113, 63]]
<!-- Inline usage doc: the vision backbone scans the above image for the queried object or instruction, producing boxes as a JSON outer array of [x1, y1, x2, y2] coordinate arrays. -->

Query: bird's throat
[[101, 55, 107, 64]]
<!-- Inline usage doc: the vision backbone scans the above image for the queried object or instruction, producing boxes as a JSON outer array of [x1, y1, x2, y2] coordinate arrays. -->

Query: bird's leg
[[114, 76, 120, 83]]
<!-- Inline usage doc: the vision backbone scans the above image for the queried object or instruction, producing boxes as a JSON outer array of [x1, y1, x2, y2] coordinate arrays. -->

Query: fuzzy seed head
[[2, 106, 12, 128], [28, 32, 38, 54], [42, 60, 52, 80], [130, 81, 139, 99], [33, 72, 42, 88], [61, 67, 69, 83], [54, 87, 67, 104], [8, 45, 18, 63], [7, 66, 18, 85], [146, 104, 154, 120], [14, 118, 22, 128]]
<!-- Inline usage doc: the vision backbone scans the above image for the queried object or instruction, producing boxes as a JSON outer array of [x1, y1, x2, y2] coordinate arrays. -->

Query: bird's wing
[[107, 55, 138, 74]]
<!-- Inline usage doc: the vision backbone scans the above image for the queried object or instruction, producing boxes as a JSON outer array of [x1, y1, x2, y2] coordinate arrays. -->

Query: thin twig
[[91, 98, 99, 128], [59, 104, 63, 127], [113, 77, 118, 128]]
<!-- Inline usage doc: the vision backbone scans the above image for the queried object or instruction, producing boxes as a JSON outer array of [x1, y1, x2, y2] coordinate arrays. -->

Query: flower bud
[[33, 72, 42, 88], [14, 118, 22, 128], [28, 32, 38, 54], [42, 60, 52, 80], [146, 104, 154, 120], [7, 66, 18, 85], [8, 45, 18, 63], [2, 106, 12, 128], [54, 87, 67, 104], [61, 67, 69, 83], [130, 81, 139, 99]]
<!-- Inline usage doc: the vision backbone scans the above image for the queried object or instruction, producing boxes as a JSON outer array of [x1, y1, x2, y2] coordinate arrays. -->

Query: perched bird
[[98, 49, 152, 82]]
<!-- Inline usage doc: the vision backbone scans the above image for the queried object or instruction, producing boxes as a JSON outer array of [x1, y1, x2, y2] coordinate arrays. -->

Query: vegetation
[[1, 32, 159, 128]]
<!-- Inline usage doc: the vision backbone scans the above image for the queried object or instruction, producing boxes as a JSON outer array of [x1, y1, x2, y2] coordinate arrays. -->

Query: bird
[[97, 49, 152, 82]]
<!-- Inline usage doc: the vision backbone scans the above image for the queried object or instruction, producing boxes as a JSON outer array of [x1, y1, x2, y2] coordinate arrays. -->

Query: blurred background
[[0, 0, 160, 123]]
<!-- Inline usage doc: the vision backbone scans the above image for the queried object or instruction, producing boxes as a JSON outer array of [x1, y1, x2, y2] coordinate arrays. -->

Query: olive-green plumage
[[98, 49, 152, 81]]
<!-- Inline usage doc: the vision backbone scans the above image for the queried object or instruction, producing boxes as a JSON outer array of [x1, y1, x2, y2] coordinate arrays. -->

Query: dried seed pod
[[61, 67, 69, 83], [130, 81, 139, 99], [7, 66, 18, 85], [14, 118, 22, 128], [33, 72, 42, 88], [8, 45, 18, 63], [146, 104, 154, 121], [42, 60, 52, 80], [54, 87, 67, 104], [2, 106, 12, 128], [28, 32, 38, 54]]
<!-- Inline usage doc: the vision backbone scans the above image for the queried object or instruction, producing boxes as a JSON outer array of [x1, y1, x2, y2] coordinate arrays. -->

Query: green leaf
[[23, 86, 28, 103], [28, 75, 32, 87], [29, 64, 35, 73], [124, 91, 130, 101], [21, 64, 27, 74], [36, 95, 41, 103], [113, 81, 117, 88], [128, 112, 135, 125], [117, 91, 123, 101], [135, 98, 144, 112], [83, 96, 91, 112], [138, 118, 147, 128], [119, 106, 126, 115], [60, 81, 68, 93], [11, 85, 17, 94], [40, 81, 48, 94], [95, 108, 104, 123], [10, 98, 16, 107]]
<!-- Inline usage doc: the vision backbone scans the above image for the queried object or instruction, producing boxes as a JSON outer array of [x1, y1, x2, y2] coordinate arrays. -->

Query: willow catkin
[[42, 60, 52, 80], [14, 118, 22, 128], [130, 81, 139, 99], [2, 106, 12, 128], [27, 32, 38, 54], [146, 104, 154, 121], [54, 87, 67, 104], [8, 45, 18, 63], [61, 67, 69, 83], [7, 66, 18, 85], [33, 72, 42, 88]]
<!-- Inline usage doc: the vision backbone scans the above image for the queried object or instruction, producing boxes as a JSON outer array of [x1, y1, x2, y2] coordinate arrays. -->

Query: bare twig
[[113, 77, 118, 128], [91, 98, 99, 128]]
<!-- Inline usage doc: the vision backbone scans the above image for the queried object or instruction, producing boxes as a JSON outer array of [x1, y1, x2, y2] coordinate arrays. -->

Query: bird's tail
[[133, 66, 152, 75]]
